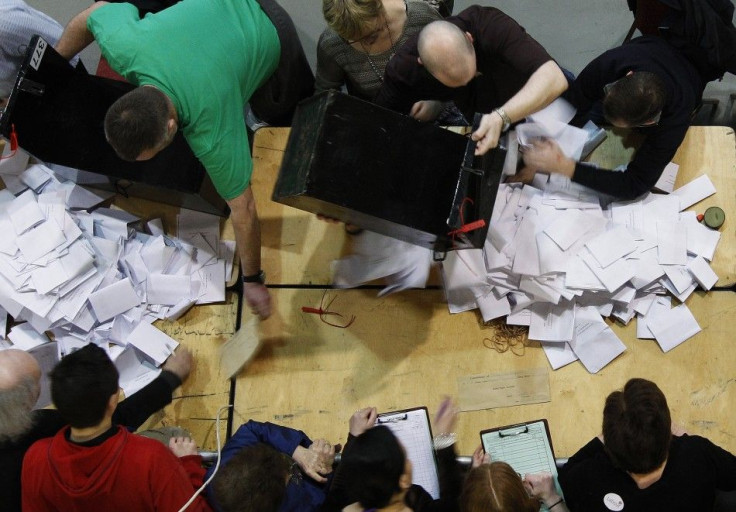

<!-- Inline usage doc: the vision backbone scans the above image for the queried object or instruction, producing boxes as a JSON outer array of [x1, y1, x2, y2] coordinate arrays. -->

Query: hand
[[522, 138, 575, 177], [472, 112, 504, 155], [244, 282, 272, 319], [433, 397, 458, 435], [292, 441, 335, 483], [162, 347, 193, 382], [505, 165, 539, 185], [168, 436, 198, 457], [409, 100, 444, 122], [523, 472, 561, 506], [471, 445, 491, 468], [349, 407, 378, 437]]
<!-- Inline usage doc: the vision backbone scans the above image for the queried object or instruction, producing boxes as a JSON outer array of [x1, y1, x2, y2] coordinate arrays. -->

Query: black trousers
[[250, 0, 315, 126]]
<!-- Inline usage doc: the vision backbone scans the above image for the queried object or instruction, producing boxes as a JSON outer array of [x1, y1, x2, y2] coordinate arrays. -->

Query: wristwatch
[[242, 270, 266, 285], [493, 107, 512, 132]]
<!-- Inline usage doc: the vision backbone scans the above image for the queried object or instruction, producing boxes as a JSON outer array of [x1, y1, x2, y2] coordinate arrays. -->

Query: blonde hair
[[460, 462, 539, 512], [323, 0, 384, 41]]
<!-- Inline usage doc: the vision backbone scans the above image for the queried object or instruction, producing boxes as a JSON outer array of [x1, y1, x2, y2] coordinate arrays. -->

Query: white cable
[[177, 404, 233, 512]]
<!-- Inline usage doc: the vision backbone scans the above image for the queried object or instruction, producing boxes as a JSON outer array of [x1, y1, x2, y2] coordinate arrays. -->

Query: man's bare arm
[[55, 1, 108, 60], [473, 60, 568, 155], [227, 186, 272, 319]]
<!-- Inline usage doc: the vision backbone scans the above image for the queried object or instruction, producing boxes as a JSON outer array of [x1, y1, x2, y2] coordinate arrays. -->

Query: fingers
[[366, 407, 378, 424], [409, 101, 422, 118]]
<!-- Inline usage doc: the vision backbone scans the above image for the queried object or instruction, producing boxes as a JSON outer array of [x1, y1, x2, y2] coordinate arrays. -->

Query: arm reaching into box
[[55, 1, 108, 60], [227, 187, 272, 319]]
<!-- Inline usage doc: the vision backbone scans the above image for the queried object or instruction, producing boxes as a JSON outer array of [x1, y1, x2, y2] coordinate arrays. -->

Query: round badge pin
[[703, 206, 725, 230], [603, 492, 624, 511]]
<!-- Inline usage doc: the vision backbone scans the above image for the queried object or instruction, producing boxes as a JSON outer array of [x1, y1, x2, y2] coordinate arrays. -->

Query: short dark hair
[[603, 378, 672, 474], [50, 344, 119, 429], [104, 87, 170, 161], [212, 443, 290, 512], [602, 71, 666, 126], [340, 426, 405, 508]]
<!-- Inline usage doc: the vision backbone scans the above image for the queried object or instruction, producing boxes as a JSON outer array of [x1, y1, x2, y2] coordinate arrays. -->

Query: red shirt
[[22, 426, 212, 512]]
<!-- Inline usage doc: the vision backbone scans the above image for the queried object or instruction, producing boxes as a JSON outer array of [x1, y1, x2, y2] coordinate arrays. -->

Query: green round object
[[703, 206, 725, 230]]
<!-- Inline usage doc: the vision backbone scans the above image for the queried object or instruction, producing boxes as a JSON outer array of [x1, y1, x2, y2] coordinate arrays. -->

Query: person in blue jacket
[[206, 420, 337, 512]]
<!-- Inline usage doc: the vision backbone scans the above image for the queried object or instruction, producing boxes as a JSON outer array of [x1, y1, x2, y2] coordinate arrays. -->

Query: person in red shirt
[[21, 344, 211, 512]]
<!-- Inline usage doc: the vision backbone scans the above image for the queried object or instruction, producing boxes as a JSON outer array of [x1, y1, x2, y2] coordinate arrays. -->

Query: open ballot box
[[0, 36, 226, 216], [273, 91, 506, 252]]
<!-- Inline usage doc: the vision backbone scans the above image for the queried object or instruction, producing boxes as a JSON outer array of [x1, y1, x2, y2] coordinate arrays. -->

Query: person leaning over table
[[514, 35, 714, 200], [323, 398, 464, 512], [206, 419, 338, 512], [21, 344, 211, 512], [0, 346, 192, 512], [54, 0, 315, 320], [373, 5, 568, 155], [316, 0, 446, 103], [558, 378, 736, 512]]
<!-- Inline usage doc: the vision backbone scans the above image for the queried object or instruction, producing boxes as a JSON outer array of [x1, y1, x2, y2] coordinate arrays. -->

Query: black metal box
[[0, 36, 226, 216], [272, 91, 504, 251]]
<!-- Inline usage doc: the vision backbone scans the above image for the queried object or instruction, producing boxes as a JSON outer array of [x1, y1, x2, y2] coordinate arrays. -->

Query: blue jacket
[[205, 420, 327, 512]]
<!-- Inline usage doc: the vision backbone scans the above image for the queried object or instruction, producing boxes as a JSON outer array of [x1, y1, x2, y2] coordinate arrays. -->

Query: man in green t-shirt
[[55, 0, 314, 319]]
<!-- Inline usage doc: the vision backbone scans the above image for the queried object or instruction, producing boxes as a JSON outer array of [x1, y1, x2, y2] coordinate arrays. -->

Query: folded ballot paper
[[0, 152, 234, 395], [442, 172, 718, 374]]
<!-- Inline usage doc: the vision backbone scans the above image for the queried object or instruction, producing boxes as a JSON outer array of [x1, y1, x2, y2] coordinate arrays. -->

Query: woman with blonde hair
[[316, 0, 451, 102], [460, 461, 569, 512]]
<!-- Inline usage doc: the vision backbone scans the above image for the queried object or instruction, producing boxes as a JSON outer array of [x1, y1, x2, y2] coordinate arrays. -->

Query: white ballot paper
[[89, 278, 141, 322], [647, 303, 701, 352], [126, 321, 179, 366]]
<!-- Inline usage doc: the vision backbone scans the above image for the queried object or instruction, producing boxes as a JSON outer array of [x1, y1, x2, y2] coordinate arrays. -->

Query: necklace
[[360, 15, 398, 82]]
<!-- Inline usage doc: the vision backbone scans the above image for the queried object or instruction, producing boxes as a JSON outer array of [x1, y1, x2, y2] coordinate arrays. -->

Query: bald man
[[0, 347, 192, 512], [374, 5, 567, 155]]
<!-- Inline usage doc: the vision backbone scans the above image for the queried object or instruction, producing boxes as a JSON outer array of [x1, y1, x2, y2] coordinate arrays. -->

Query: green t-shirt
[[88, 0, 280, 200]]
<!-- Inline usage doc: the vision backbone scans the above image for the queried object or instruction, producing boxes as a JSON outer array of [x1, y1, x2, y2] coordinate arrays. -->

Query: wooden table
[[253, 126, 736, 287], [112, 196, 237, 450], [236, 288, 736, 457]]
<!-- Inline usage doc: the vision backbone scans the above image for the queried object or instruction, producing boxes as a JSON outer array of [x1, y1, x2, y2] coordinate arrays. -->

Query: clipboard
[[377, 407, 440, 500], [480, 419, 563, 511]]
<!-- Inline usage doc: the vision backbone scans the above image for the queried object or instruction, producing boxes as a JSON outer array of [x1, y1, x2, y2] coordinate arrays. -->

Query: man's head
[[602, 71, 666, 128], [323, 0, 383, 43], [212, 443, 291, 512], [104, 86, 177, 162], [417, 21, 476, 88], [0, 350, 41, 442], [50, 344, 119, 429], [603, 378, 672, 475], [340, 425, 412, 509]]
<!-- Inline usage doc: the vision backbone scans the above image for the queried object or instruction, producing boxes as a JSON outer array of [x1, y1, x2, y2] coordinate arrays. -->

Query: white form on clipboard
[[480, 420, 564, 511], [378, 408, 440, 499]]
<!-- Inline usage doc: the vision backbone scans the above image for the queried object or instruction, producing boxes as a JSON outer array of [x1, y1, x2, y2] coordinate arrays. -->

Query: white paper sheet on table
[[648, 303, 701, 352], [126, 321, 179, 366], [28, 341, 59, 409], [88, 278, 141, 322], [114, 346, 162, 397], [671, 174, 716, 210]]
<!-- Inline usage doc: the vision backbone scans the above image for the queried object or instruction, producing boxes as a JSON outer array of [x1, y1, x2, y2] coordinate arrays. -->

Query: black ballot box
[[273, 91, 505, 251], [0, 36, 227, 216]]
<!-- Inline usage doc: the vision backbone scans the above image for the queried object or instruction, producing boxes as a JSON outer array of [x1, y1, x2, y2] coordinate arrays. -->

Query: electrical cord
[[177, 404, 232, 512]]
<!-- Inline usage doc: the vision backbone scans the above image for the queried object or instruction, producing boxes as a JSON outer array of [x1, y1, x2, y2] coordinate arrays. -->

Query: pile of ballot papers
[[442, 171, 720, 374], [0, 150, 234, 403]]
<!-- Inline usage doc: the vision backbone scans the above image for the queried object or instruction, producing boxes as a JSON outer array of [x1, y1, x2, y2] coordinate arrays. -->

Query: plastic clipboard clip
[[498, 424, 529, 437], [377, 414, 408, 424]]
